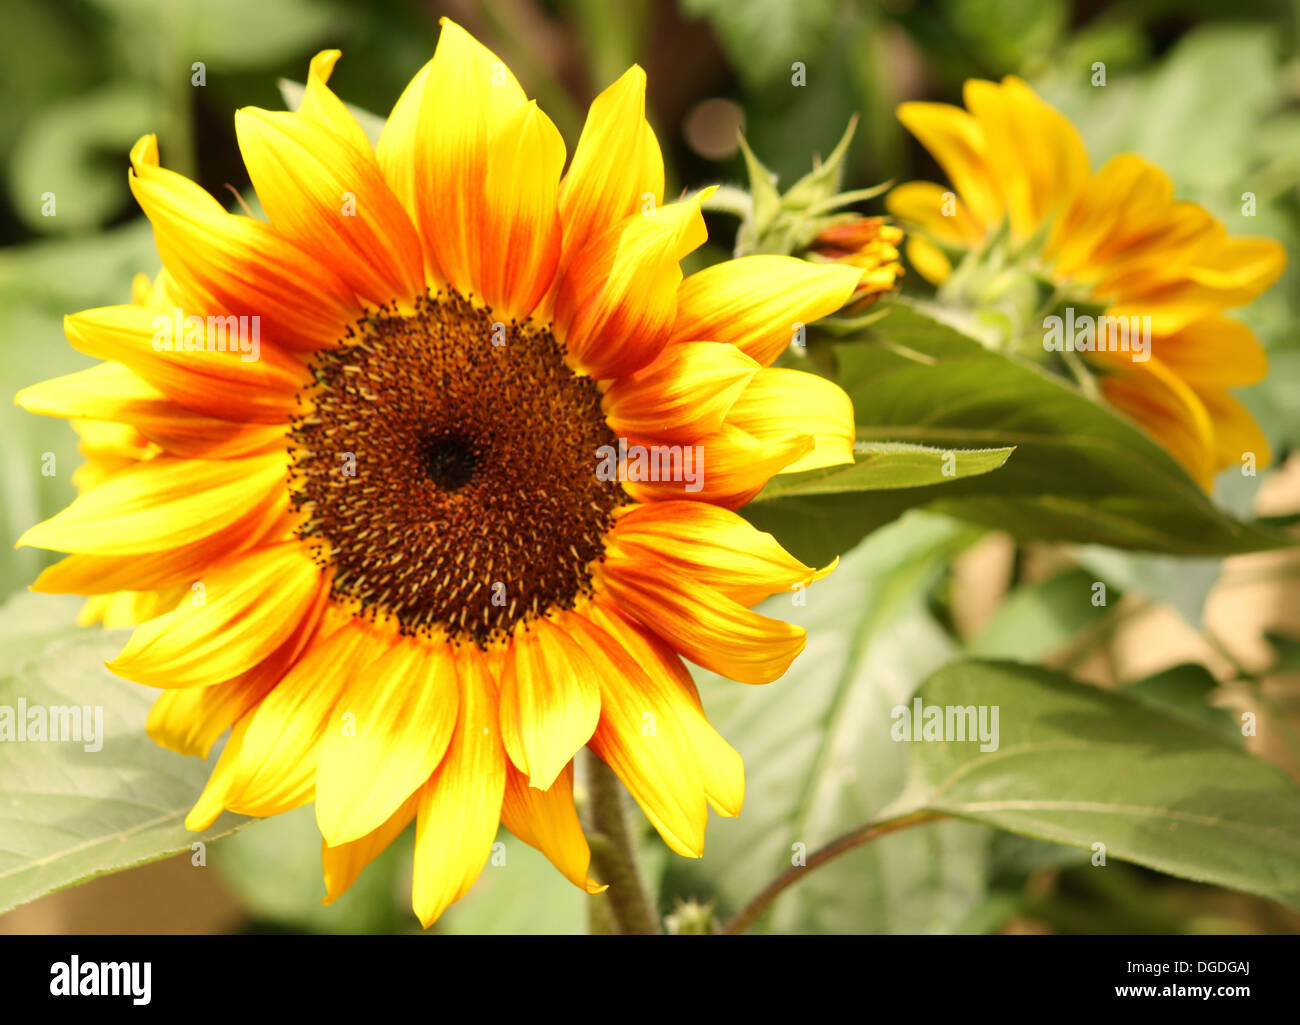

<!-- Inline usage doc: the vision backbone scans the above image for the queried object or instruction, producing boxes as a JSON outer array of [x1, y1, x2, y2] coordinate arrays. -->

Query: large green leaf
[[880, 659, 1300, 906], [672, 513, 995, 933], [747, 302, 1292, 566], [754, 442, 1013, 499], [1121, 663, 1244, 748], [0, 592, 251, 914]]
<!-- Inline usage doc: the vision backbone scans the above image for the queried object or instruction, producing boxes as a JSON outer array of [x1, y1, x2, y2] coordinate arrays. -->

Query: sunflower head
[[15, 20, 867, 927], [886, 75, 1286, 490]]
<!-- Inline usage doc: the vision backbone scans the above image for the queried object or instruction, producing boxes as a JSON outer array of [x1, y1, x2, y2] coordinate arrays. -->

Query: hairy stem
[[584, 751, 661, 935]]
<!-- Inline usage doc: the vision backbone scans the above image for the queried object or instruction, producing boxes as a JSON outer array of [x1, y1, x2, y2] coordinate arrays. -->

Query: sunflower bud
[[805, 216, 905, 310]]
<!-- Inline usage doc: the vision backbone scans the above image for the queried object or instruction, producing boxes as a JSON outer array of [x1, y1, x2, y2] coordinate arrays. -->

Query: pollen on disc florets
[[289, 290, 623, 647]]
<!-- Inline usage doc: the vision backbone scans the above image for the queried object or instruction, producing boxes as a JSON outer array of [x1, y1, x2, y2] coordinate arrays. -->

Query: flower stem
[[700, 184, 754, 221], [584, 750, 661, 935], [722, 810, 944, 935]]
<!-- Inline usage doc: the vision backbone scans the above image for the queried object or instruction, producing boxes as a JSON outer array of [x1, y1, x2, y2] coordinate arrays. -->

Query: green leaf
[[882, 659, 1300, 906], [1123, 663, 1244, 747], [9, 87, 163, 233], [673, 514, 995, 933], [1070, 546, 1221, 627], [967, 568, 1113, 661], [736, 133, 782, 244], [94, 0, 339, 68], [748, 301, 1293, 566], [1127, 26, 1277, 193], [755, 442, 1013, 499], [779, 115, 857, 211], [0, 592, 251, 915], [679, 0, 838, 89], [1264, 632, 1300, 675]]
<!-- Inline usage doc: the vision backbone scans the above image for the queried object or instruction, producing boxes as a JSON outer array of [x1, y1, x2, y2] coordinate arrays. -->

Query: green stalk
[[584, 750, 661, 935]]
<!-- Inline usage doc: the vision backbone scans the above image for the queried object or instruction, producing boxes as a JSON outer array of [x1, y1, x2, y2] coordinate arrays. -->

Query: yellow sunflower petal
[[296, 50, 374, 156], [896, 99, 1003, 231], [1096, 354, 1217, 490], [1109, 234, 1287, 333], [555, 189, 714, 379], [225, 617, 380, 818], [322, 791, 419, 905], [1198, 388, 1272, 472], [1183, 236, 1287, 292], [963, 77, 1087, 238], [316, 636, 459, 845], [477, 101, 565, 320], [607, 501, 825, 607], [601, 341, 759, 442], [62, 304, 307, 425], [410, 18, 528, 297], [556, 65, 664, 287], [107, 541, 323, 688], [724, 367, 855, 474], [588, 602, 744, 818], [564, 607, 708, 857], [619, 423, 811, 509], [234, 106, 424, 306], [1088, 202, 1218, 297], [1153, 317, 1269, 389], [16, 362, 285, 459], [17, 452, 288, 556], [885, 181, 982, 245], [30, 485, 288, 594], [499, 616, 601, 790], [411, 644, 507, 928], [79, 589, 181, 629], [375, 58, 434, 261], [595, 556, 806, 684], [904, 235, 954, 286], [501, 762, 605, 894], [1047, 154, 1175, 280], [185, 714, 251, 830], [147, 584, 331, 757], [666, 255, 861, 366], [128, 134, 358, 352]]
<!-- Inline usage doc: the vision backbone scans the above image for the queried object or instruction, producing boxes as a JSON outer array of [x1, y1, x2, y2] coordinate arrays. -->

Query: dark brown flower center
[[289, 291, 622, 646]]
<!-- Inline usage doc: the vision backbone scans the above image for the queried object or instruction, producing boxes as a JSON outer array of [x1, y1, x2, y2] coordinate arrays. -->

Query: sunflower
[[805, 217, 905, 311], [886, 76, 1286, 490], [14, 20, 863, 926], [64, 416, 185, 629]]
